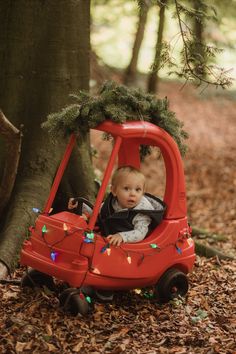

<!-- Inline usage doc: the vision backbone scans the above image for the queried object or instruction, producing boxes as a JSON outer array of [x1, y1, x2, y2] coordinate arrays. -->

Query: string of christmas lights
[[33, 222, 86, 262], [32, 205, 192, 268], [98, 228, 192, 267]]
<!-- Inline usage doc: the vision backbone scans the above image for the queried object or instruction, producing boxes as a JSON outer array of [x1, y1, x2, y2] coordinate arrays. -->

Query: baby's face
[[111, 173, 145, 209]]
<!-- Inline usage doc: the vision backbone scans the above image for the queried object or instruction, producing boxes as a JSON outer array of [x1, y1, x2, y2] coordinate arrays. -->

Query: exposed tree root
[[191, 226, 226, 241], [0, 262, 8, 279], [195, 240, 235, 260], [191, 227, 235, 260], [0, 110, 22, 215]]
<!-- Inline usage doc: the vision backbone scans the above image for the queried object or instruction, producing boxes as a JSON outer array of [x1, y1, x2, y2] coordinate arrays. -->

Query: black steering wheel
[[72, 197, 94, 216]]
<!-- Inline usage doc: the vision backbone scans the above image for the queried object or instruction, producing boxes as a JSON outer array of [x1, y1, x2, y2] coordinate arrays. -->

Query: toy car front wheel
[[21, 268, 55, 291], [156, 268, 189, 302], [59, 288, 90, 316]]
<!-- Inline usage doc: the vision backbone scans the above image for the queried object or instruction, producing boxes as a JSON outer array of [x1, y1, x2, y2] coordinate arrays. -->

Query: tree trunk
[[123, 3, 150, 85], [147, 0, 167, 93], [0, 0, 93, 274], [192, 0, 206, 78]]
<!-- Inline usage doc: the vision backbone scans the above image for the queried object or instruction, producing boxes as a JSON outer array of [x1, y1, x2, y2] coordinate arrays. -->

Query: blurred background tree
[[147, 0, 168, 93], [124, 0, 152, 85], [91, 0, 234, 90]]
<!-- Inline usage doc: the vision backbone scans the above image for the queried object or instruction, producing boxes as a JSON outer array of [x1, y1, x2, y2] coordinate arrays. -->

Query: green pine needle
[[42, 81, 188, 155]]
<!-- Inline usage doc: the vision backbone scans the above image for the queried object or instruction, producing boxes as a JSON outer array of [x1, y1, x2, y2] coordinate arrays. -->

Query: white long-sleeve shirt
[[112, 196, 154, 243]]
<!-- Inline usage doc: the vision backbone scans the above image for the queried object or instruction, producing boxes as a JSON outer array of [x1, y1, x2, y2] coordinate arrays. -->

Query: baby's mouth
[[128, 199, 135, 204]]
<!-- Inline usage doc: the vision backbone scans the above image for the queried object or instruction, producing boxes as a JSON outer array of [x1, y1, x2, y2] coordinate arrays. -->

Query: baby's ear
[[111, 185, 116, 196]]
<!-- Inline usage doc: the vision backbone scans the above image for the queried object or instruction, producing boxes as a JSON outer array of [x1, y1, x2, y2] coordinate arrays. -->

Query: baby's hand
[[82, 212, 90, 221], [68, 198, 78, 210], [107, 234, 123, 246]]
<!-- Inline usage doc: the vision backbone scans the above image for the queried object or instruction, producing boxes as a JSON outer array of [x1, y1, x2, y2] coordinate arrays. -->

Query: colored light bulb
[[86, 232, 94, 240], [93, 268, 100, 274], [63, 223, 68, 235], [84, 238, 93, 243], [32, 207, 40, 213], [100, 245, 107, 253], [101, 243, 110, 254], [79, 293, 85, 300], [187, 238, 193, 246], [127, 256, 131, 264], [86, 296, 92, 304], [50, 251, 58, 262], [150, 243, 158, 249], [176, 245, 182, 254], [42, 225, 47, 233]]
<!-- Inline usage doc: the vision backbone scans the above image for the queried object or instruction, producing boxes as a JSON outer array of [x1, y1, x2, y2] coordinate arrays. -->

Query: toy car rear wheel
[[59, 288, 90, 316], [156, 268, 189, 303], [21, 268, 55, 291]]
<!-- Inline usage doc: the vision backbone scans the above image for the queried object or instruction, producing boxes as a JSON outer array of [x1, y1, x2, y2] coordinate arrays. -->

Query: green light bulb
[[150, 243, 159, 249], [42, 225, 47, 233]]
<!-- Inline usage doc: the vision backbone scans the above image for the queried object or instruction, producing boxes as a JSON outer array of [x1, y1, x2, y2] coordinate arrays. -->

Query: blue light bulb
[[50, 251, 58, 261]]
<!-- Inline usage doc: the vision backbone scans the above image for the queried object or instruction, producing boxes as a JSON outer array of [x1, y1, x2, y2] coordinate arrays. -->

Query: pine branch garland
[[42, 81, 188, 155]]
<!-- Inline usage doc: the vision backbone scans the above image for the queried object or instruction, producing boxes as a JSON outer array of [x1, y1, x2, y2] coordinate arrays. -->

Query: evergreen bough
[[42, 81, 188, 155]]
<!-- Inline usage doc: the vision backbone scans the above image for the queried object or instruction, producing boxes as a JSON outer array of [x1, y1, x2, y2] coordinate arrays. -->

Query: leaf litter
[[1, 81, 236, 353], [0, 258, 235, 353]]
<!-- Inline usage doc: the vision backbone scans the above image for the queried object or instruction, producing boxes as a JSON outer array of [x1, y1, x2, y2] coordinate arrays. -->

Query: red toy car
[[20, 120, 195, 315]]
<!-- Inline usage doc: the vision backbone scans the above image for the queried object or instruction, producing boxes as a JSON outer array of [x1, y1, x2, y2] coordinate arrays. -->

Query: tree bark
[[123, 2, 150, 85], [192, 0, 206, 78], [147, 0, 167, 93], [0, 0, 92, 275]]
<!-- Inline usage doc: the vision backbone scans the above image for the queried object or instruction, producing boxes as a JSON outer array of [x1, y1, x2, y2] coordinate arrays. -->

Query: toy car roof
[[44, 120, 187, 230]]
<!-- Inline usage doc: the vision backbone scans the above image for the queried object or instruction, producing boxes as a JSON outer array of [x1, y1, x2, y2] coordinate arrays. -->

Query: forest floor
[[0, 78, 236, 353]]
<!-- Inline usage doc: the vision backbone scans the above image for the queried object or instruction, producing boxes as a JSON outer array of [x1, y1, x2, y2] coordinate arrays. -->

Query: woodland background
[[0, 1, 236, 353]]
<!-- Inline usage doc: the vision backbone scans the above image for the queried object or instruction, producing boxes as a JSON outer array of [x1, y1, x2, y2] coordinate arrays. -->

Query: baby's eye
[[124, 186, 129, 191], [136, 188, 142, 192]]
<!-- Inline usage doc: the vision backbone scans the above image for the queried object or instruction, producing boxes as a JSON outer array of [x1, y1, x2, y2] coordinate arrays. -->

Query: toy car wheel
[[21, 268, 55, 291], [59, 288, 90, 316], [80, 285, 95, 297], [156, 268, 189, 303]]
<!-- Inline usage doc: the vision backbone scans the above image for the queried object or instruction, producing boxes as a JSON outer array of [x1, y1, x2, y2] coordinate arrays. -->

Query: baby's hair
[[111, 165, 145, 188]]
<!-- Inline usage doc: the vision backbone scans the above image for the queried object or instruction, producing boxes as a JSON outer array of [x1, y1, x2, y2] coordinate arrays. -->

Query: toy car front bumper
[[21, 240, 88, 287]]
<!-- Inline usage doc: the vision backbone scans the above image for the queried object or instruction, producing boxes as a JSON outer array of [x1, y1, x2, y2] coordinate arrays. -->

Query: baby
[[99, 166, 163, 246], [68, 166, 165, 302], [68, 166, 165, 246]]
